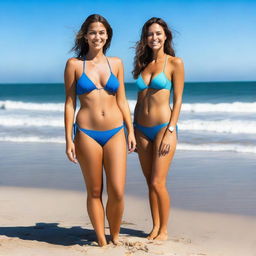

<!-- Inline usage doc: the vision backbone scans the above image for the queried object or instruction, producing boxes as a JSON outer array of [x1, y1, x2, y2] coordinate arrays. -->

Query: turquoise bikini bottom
[[134, 122, 178, 141]]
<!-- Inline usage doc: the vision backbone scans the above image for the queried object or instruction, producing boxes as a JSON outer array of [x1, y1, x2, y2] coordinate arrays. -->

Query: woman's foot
[[111, 235, 121, 245], [154, 231, 168, 241], [146, 226, 160, 240], [98, 237, 108, 247]]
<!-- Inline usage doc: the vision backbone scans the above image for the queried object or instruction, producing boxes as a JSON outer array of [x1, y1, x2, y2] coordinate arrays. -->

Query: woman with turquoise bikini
[[133, 17, 184, 240], [64, 14, 136, 246]]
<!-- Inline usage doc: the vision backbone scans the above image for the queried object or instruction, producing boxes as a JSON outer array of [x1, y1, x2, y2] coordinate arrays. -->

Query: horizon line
[[0, 80, 256, 85]]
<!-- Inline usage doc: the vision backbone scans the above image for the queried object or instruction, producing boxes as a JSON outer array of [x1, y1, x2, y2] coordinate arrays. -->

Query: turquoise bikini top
[[136, 55, 172, 91]]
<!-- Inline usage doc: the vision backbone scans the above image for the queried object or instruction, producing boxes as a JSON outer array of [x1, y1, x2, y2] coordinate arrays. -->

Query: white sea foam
[[128, 100, 256, 113], [1, 115, 255, 135], [1, 100, 255, 114], [127, 100, 256, 114], [0, 116, 63, 127], [177, 143, 256, 154], [0, 100, 64, 112], [179, 119, 256, 134], [181, 102, 256, 113], [0, 136, 64, 143], [0, 135, 255, 154]]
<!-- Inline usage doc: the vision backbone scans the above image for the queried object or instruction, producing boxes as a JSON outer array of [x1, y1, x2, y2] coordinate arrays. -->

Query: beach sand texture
[[0, 143, 256, 256], [0, 187, 256, 256]]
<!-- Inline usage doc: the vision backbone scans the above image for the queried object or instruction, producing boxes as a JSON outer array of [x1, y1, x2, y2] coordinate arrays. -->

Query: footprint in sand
[[121, 220, 135, 226], [171, 237, 192, 244], [121, 240, 149, 253]]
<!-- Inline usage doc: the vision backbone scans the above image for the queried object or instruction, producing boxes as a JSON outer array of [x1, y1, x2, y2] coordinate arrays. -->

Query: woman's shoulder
[[66, 57, 82, 67], [167, 55, 183, 66], [167, 56, 184, 72], [106, 56, 123, 66]]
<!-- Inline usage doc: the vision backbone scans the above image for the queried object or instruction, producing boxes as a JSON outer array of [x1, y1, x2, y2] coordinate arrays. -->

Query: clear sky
[[0, 0, 255, 83]]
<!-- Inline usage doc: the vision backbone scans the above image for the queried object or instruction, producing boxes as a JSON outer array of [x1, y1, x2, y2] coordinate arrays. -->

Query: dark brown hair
[[132, 17, 175, 79], [71, 14, 113, 58]]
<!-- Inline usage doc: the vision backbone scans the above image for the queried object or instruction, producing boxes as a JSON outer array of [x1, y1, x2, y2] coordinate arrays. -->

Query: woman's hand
[[159, 131, 174, 157], [66, 141, 77, 163], [127, 132, 136, 153]]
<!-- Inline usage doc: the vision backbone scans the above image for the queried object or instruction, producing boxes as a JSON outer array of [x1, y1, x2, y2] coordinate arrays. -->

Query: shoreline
[[1, 142, 255, 216]]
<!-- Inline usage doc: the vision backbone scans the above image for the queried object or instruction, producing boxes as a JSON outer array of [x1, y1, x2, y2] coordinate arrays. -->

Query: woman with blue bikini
[[133, 17, 184, 240], [64, 14, 136, 246]]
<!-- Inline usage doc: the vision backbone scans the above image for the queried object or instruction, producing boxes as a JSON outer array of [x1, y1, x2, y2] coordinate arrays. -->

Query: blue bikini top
[[76, 57, 120, 95], [136, 55, 172, 91]]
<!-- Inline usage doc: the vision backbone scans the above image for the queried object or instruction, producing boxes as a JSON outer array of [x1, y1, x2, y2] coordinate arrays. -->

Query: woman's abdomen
[[136, 105, 172, 126], [76, 95, 123, 130]]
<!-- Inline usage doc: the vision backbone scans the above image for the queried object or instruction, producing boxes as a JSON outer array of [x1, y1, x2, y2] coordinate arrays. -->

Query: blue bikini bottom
[[134, 122, 178, 142], [73, 123, 124, 146]]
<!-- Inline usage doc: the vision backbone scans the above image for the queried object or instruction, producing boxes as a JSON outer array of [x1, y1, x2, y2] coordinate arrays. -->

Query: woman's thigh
[[74, 130, 104, 193], [135, 129, 153, 182], [103, 129, 127, 194], [152, 128, 177, 181]]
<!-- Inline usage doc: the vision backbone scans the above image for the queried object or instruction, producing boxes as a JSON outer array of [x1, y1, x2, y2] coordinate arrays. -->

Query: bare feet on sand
[[111, 235, 121, 245], [147, 226, 160, 240], [97, 237, 108, 247], [154, 232, 168, 241]]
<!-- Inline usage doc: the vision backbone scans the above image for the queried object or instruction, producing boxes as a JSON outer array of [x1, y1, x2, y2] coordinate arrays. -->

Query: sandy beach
[[0, 142, 256, 256]]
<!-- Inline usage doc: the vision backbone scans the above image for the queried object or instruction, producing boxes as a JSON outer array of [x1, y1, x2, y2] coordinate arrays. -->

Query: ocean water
[[0, 82, 256, 154]]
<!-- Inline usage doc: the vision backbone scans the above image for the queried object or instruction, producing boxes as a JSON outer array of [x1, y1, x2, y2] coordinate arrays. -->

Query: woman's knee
[[150, 178, 166, 193], [108, 188, 124, 202], [88, 187, 102, 199]]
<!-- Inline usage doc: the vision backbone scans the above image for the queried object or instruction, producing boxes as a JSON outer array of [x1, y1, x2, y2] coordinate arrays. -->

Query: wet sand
[[1, 142, 255, 215]]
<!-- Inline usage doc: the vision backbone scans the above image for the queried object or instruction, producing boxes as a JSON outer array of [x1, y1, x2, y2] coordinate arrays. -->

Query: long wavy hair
[[132, 17, 175, 79], [71, 14, 113, 58]]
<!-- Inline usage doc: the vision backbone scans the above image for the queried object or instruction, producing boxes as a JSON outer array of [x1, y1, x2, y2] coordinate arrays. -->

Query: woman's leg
[[103, 129, 126, 244], [151, 129, 177, 240], [135, 129, 160, 239], [74, 130, 107, 246]]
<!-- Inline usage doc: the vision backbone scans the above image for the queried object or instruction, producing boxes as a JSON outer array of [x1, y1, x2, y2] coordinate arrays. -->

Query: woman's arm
[[115, 58, 136, 152], [169, 57, 185, 127], [159, 57, 184, 156], [64, 58, 77, 163]]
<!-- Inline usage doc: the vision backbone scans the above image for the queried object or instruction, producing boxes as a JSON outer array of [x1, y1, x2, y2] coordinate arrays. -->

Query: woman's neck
[[152, 48, 165, 61], [86, 49, 104, 61]]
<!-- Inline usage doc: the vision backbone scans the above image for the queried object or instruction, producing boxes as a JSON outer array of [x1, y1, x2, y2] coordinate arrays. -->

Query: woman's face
[[146, 23, 166, 51], [85, 22, 108, 51]]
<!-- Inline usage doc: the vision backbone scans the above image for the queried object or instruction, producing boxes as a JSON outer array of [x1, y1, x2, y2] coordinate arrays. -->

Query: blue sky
[[0, 0, 255, 83]]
